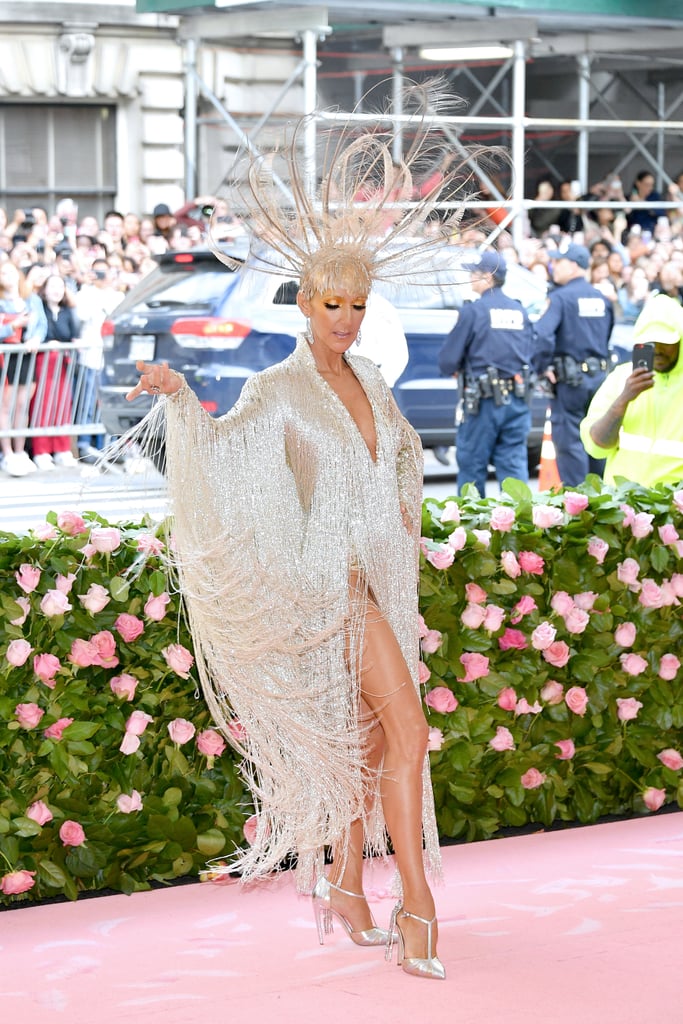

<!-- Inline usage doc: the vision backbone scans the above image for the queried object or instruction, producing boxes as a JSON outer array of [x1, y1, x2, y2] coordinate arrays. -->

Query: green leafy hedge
[[418, 476, 683, 843], [0, 512, 249, 906], [2, 477, 683, 905]]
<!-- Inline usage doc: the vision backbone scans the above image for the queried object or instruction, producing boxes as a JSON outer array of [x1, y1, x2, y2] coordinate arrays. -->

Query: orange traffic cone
[[537, 406, 562, 491]]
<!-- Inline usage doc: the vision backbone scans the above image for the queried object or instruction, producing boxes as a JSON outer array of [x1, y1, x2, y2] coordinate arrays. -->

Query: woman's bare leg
[[358, 601, 438, 961]]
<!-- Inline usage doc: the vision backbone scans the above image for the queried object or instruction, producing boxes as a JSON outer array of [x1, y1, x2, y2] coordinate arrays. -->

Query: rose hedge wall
[[2, 477, 683, 905], [419, 476, 683, 844]]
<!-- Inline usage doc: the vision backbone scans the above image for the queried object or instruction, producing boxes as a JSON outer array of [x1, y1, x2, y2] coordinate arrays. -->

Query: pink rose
[[427, 727, 444, 751], [564, 607, 590, 634], [440, 501, 460, 523], [55, 573, 77, 594], [89, 526, 121, 553], [543, 641, 571, 668], [659, 582, 680, 607], [44, 717, 74, 741], [10, 596, 30, 626], [510, 595, 537, 623], [489, 726, 515, 752], [614, 622, 637, 647], [658, 654, 681, 680], [243, 814, 259, 846], [162, 643, 195, 678], [114, 614, 145, 643], [620, 652, 648, 676], [447, 527, 467, 551], [673, 489, 683, 513], [426, 544, 455, 569], [117, 790, 143, 813], [457, 652, 490, 682], [36, 522, 59, 541], [490, 506, 516, 532], [461, 603, 486, 629], [521, 767, 546, 789], [515, 698, 542, 715], [518, 551, 545, 575], [531, 622, 557, 651], [15, 702, 44, 729], [498, 628, 527, 651], [574, 591, 597, 611], [15, 564, 41, 593], [418, 660, 431, 684], [197, 729, 227, 759], [226, 719, 246, 743], [81, 543, 97, 559], [657, 748, 683, 771], [57, 510, 87, 535], [554, 739, 575, 760], [110, 673, 139, 700], [587, 536, 609, 564], [630, 512, 654, 539], [6, 639, 33, 667], [119, 732, 140, 755], [40, 589, 72, 618], [550, 591, 575, 617], [616, 697, 643, 722], [69, 637, 97, 668], [78, 583, 110, 614], [417, 614, 428, 638], [91, 630, 119, 668], [1, 870, 36, 895], [59, 820, 86, 847], [658, 523, 679, 545], [563, 492, 589, 515], [144, 592, 171, 621], [424, 686, 458, 713], [638, 579, 666, 609], [620, 503, 635, 528], [532, 505, 564, 529], [497, 686, 518, 711], [616, 558, 640, 586], [421, 629, 443, 654], [168, 718, 196, 745], [465, 582, 488, 605], [136, 533, 165, 555], [471, 529, 491, 547], [483, 605, 505, 632], [26, 800, 53, 825], [541, 680, 564, 705], [34, 653, 62, 687], [501, 550, 521, 578], [125, 710, 153, 736], [565, 686, 589, 716], [642, 787, 666, 812]]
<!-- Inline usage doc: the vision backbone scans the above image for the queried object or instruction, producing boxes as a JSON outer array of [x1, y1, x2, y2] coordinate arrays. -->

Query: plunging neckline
[[314, 352, 379, 464]]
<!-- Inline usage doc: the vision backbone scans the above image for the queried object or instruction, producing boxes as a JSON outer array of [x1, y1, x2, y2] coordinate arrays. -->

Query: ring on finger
[[150, 383, 161, 393]]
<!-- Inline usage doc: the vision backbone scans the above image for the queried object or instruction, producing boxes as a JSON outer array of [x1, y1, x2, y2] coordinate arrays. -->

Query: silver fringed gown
[[162, 335, 441, 889]]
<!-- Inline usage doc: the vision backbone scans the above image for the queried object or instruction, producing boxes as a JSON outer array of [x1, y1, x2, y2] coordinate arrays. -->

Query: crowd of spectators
[[1, 167, 682, 478]]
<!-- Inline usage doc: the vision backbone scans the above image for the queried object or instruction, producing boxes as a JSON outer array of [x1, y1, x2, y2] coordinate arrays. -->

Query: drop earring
[[355, 329, 362, 347], [305, 318, 314, 345]]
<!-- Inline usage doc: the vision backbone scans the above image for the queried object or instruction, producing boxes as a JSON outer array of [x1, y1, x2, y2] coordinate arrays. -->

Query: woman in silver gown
[[126, 81, 482, 981]]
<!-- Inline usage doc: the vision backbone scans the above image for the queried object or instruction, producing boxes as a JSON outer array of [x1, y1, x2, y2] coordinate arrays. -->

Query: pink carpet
[[3, 812, 682, 1024]]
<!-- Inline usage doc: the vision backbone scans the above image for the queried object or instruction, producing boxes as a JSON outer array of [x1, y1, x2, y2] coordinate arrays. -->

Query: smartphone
[[632, 342, 654, 372]]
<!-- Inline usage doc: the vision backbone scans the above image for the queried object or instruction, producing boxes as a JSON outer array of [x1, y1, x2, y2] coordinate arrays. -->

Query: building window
[[0, 103, 116, 221]]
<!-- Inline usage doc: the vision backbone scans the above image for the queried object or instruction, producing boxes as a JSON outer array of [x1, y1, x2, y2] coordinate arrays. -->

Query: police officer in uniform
[[438, 251, 539, 495], [535, 243, 614, 485]]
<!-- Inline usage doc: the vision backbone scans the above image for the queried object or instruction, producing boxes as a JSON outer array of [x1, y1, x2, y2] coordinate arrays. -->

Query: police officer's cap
[[461, 251, 506, 278], [557, 243, 590, 269]]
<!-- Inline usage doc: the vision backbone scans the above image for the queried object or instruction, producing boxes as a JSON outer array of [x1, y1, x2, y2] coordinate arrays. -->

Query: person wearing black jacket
[[438, 251, 539, 496], [535, 243, 614, 485]]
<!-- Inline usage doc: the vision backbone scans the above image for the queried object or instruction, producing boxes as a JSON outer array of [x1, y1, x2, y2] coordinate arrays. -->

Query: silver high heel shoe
[[385, 901, 446, 980], [312, 876, 393, 947]]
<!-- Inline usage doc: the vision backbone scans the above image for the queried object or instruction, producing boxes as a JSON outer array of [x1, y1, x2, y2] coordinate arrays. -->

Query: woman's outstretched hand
[[126, 360, 184, 401]]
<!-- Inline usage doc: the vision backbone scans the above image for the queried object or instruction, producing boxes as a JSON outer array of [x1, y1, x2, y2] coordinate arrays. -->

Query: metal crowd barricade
[[0, 340, 106, 441]]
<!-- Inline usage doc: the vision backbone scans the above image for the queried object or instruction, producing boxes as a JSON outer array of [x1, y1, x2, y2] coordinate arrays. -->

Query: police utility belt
[[463, 365, 533, 416], [554, 354, 608, 386]]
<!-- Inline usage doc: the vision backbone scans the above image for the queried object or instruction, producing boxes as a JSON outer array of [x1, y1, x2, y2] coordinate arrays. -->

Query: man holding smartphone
[[580, 294, 683, 486]]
